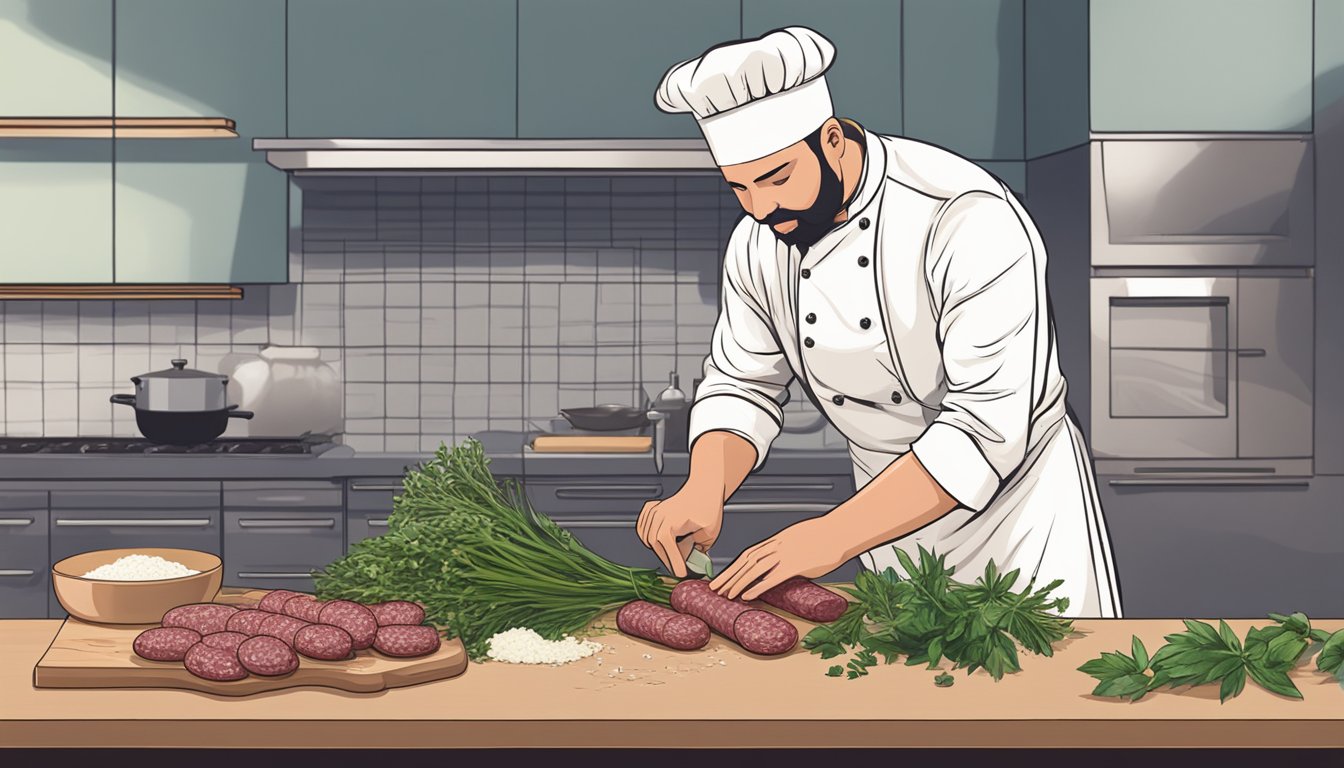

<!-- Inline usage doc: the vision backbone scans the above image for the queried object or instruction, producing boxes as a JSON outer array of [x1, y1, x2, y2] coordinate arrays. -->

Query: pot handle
[[110, 394, 136, 408], [227, 406, 255, 420]]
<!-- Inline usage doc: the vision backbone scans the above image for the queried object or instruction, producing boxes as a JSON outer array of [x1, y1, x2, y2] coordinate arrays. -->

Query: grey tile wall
[[0, 174, 835, 451]]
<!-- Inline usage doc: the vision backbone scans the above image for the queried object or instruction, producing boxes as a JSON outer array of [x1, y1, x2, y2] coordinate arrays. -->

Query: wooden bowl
[[51, 548, 223, 624]]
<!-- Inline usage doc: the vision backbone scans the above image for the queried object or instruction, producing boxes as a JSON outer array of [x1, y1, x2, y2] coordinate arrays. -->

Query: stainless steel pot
[[110, 359, 254, 445]]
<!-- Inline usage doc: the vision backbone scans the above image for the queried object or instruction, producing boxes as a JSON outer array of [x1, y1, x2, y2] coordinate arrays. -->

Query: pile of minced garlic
[[82, 554, 200, 581], [486, 627, 603, 665]]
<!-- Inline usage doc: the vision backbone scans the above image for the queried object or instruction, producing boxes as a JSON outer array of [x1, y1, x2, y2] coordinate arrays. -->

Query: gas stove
[[0, 436, 337, 455]]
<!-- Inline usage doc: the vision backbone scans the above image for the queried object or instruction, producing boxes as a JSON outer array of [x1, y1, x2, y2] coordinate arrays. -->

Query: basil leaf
[[1317, 630, 1344, 676], [1132, 636, 1149, 671], [826, 665, 844, 677], [1246, 661, 1303, 700], [1218, 666, 1247, 703]]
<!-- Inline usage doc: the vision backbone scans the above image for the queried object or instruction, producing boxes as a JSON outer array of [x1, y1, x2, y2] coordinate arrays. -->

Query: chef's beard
[[758, 132, 846, 252]]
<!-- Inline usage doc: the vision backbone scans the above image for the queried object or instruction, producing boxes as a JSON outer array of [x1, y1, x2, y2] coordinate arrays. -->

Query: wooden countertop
[[3, 614, 1342, 749]]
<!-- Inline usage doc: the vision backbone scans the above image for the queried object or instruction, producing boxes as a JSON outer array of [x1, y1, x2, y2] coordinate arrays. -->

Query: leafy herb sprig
[[803, 545, 1074, 680], [1079, 612, 1343, 703]]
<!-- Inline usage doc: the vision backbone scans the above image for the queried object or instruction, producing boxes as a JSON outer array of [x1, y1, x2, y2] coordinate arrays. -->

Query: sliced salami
[[183, 643, 248, 682], [257, 589, 304, 614], [757, 577, 849, 623], [617, 600, 709, 651], [160, 603, 239, 635], [237, 635, 299, 677], [282, 594, 325, 623], [225, 608, 270, 636], [373, 625, 441, 658], [199, 631, 249, 653], [318, 600, 378, 650], [133, 627, 201, 662], [294, 623, 354, 661], [257, 613, 310, 647], [369, 600, 427, 627]]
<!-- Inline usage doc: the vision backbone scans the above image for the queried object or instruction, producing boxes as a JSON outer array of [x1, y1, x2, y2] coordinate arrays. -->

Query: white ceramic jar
[[226, 347, 342, 438]]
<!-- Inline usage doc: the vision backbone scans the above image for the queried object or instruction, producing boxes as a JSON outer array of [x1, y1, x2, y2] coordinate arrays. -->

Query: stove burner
[[0, 437, 335, 455]]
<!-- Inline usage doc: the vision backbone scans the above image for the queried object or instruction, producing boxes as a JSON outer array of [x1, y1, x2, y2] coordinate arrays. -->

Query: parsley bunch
[[803, 545, 1074, 680], [1079, 612, 1344, 703]]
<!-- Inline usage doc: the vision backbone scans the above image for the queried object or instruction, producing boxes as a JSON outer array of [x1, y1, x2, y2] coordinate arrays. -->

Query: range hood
[[252, 138, 719, 175]]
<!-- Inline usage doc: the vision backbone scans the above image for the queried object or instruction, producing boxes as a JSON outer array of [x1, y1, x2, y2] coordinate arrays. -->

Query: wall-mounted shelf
[[0, 285, 243, 300], [0, 118, 237, 138]]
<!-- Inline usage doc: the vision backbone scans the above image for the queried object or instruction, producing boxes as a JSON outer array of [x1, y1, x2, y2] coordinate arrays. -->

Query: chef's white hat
[[655, 27, 836, 167]]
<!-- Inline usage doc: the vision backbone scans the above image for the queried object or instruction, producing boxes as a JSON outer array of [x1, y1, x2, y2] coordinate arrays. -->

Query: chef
[[636, 27, 1122, 618]]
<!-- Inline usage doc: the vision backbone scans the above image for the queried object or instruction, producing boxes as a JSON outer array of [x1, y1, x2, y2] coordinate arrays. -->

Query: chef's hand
[[637, 485, 723, 578], [710, 516, 849, 601]]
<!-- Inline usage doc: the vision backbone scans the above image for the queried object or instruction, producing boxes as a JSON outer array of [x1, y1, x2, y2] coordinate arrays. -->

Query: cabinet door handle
[[553, 485, 661, 499], [1108, 479, 1309, 488], [55, 518, 213, 528], [723, 502, 834, 514], [554, 519, 638, 529], [1235, 348, 1268, 358], [237, 518, 337, 529], [0, 569, 35, 577], [367, 519, 390, 528], [236, 572, 315, 579], [0, 517, 33, 526], [349, 484, 403, 492], [248, 495, 313, 504], [740, 482, 835, 492]]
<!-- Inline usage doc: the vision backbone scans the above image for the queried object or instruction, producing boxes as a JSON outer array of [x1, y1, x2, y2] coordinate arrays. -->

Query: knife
[[674, 533, 713, 578]]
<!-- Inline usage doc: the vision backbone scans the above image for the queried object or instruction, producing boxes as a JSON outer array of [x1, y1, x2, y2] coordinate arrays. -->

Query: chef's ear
[[819, 117, 845, 154]]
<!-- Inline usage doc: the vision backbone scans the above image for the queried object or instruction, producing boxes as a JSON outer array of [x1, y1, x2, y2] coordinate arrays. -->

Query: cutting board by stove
[[32, 589, 467, 696], [531, 434, 652, 453]]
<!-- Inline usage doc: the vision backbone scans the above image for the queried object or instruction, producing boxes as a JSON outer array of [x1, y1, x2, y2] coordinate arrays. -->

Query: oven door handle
[[1108, 478, 1309, 488], [1235, 348, 1267, 358]]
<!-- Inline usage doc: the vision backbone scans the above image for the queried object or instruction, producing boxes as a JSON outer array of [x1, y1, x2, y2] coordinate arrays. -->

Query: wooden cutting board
[[532, 435, 652, 453], [33, 589, 467, 696]]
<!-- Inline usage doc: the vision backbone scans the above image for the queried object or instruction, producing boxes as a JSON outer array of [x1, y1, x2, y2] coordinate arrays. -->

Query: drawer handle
[[554, 520, 638, 529], [367, 519, 390, 528], [55, 518, 213, 528], [1235, 348, 1268, 358], [1108, 479, 1310, 488], [247, 495, 314, 504], [741, 483, 835, 492], [723, 502, 834, 514], [237, 519, 337, 529], [0, 569, 36, 577], [236, 572, 315, 579], [0, 518, 34, 526], [349, 484, 403, 492], [553, 485, 661, 499]]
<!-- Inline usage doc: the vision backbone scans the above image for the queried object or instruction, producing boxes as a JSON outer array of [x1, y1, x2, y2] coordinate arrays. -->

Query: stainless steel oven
[[1090, 273, 1312, 475]]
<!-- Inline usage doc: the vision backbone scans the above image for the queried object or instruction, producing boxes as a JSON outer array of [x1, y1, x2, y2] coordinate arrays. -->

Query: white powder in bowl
[[486, 627, 604, 665], [81, 554, 201, 581]]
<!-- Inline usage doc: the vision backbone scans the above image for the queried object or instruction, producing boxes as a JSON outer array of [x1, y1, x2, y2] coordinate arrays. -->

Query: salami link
[[257, 613, 310, 647], [369, 600, 427, 627], [257, 589, 304, 614], [237, 635, 299, 677], [183, 643, 248, 682], [318, 600, 378, 650], [756, 577, 849, 623], [294, 623, 354, 661], [281, 594, 325, 623], [225, 609, 270, 636], [160, 603, 239, 635], [669, 580, 798, 656], [373, 625, 441, 658], [617, 600, 710, 651], [199, 631, 249, 653], [133, 627, 201, 662]]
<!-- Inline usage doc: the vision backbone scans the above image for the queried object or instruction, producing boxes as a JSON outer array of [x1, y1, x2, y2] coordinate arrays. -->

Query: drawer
[[0, 505, 48, 618], [525, 477, 669, 516], [732, 475, 854, 504], [51, 482, 219, 509], [224, 510, 345, 592], [345, 478, 404, 512], [347, 508, 392, 549], [224, 481, 342, 509]]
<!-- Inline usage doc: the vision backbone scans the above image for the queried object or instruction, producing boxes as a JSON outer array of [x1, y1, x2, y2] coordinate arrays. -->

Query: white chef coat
[[688, 128, 1122, 618]]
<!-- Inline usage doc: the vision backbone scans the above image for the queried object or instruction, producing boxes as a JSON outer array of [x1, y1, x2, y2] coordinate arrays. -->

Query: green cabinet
[[288, 0, 517, 138], [517, 0, 739, 138], [0, 140, 113, 283], [1025, 0, 1088, 158], [742, 0, 902, 136], [1090, 0, 1313, 132], [903, 0, 1024, 160], [0, 0, 112, 117]]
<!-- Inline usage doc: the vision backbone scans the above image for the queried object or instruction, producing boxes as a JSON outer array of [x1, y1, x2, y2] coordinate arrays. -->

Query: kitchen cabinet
[[1090, 0, 1313, 132], [516, 0, 739, 138], [223, 481, 344, 592], [0, 490, 49, 619], [0, 0, 112, 117], [345, 477, 404, 548], [741, 0, 902, 136], [287, 0, 516, 139], [0, 139, 114, 283], [903, 0, 1024, 160], [48, 482, 221, 618]]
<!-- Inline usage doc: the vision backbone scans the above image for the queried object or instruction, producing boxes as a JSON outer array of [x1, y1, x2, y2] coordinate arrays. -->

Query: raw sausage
[[183, 643, 248, 682], [161, 603, 239, 635], [369, 600, 426, 627], [199, 631, 248, 653], [225, 609, 270, 636], [373, 625, 441, 658], [237, 635, 299, 677], [617, 600, 710, 651], [669, 580, 798, 656], [257, 613, 310, 646], [257, 589, 304, 614], [756, 577, 849, 623], [294, 623, 354, 661], [133, 627, 201, 662], [282, 594, 324, 623], [318, 600, 378, 650]]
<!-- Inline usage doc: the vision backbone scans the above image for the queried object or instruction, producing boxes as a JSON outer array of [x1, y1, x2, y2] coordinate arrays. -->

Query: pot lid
[[137, 358, 225, 380]]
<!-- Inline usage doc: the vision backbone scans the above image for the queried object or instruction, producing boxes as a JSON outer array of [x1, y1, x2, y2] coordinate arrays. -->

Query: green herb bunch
[[803, 545, 1074, 680], [314, 439, 673, 660], [1080, 613, 1344, 703]]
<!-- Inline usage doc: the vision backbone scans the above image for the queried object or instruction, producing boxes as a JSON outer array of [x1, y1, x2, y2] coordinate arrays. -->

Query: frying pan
[[560, 404, 651, 432]]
